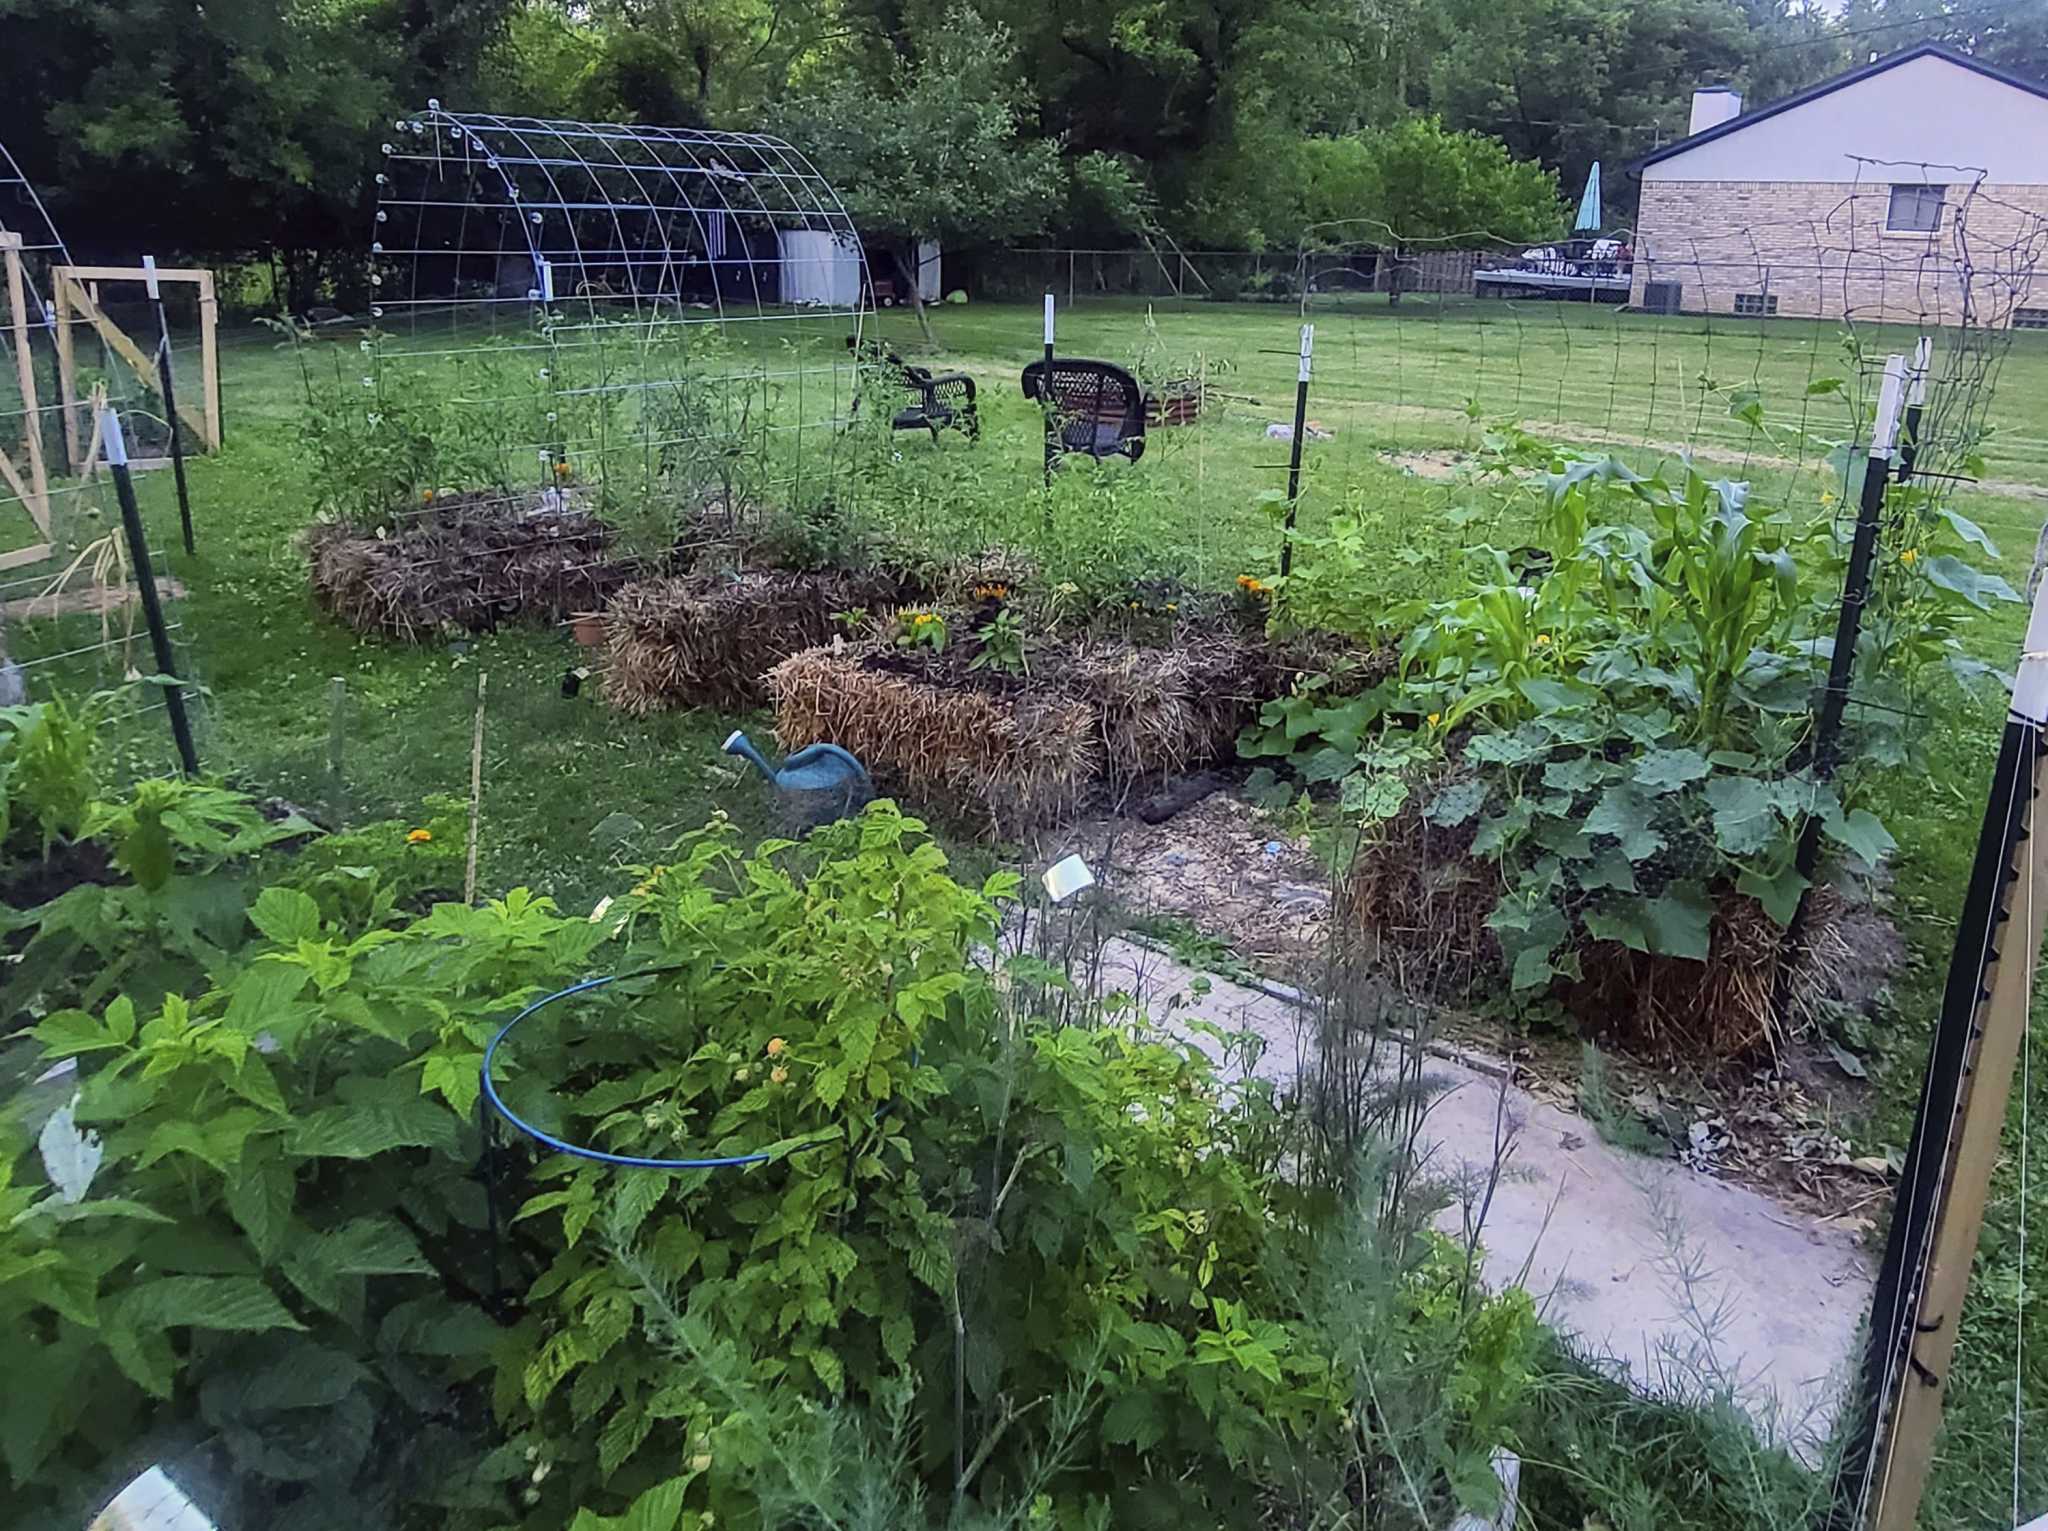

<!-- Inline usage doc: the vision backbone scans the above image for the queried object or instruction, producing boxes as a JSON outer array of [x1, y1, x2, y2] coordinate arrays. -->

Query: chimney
[[1689, 85, 1743, 135]]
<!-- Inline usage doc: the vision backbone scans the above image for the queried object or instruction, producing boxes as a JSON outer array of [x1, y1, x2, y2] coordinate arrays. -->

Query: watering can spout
[[723, 729, 778, 782]]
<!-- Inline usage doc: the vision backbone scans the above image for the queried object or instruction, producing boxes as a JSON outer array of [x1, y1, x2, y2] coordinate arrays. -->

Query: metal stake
[[142, 259, 195, 554], [1786, 355, 1906, 908], [103, 407, 199, 775], [1279, 324, 1314, 578]]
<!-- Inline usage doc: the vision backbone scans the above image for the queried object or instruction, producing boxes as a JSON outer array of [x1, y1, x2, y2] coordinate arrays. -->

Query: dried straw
[[602, 568, 914, 715], [768, 643, 1099, 834], [307, 493, 628, 642]]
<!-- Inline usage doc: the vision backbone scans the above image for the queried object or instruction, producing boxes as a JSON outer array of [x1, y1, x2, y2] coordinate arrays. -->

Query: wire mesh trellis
[[0, 139, 198, 761], [347, 105, 879, 640]]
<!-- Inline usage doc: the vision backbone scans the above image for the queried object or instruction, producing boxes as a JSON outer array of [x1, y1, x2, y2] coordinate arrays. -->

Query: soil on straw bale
[[307, 492, 629, 642], [602, 568, 919, 715], [768, 644, 1099, 834], [766, 616, 1377, 833], [1348, 782, 1843, 1058]]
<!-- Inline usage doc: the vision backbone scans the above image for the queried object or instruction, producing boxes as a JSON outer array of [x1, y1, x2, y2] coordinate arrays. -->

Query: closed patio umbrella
[[1575, 162, 1603, 233]]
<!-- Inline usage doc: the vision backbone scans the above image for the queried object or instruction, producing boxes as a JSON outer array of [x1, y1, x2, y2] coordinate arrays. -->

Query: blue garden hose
[[480, 967, 780, 1170]]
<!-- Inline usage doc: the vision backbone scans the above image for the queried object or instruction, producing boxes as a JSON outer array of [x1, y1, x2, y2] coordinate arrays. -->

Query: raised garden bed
[[307, 490, 632, 641], [1346, 787, 1844, 1059], [767, 614, 1352, 833]]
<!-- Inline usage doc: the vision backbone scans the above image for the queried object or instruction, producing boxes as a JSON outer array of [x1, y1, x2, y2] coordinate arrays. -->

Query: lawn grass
[[6, 293, 2045, 1523]]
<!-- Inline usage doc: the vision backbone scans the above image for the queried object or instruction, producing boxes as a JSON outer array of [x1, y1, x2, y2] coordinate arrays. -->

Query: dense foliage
[[1, 698, 1546, 1529], [1245, 410, 2017, 1028], [8, 0, 2045, 294]]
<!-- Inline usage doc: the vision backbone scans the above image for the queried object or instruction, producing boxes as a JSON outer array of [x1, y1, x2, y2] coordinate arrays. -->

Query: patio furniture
[[1021, 358, 1147, 463], [847, 336, 979, 440]]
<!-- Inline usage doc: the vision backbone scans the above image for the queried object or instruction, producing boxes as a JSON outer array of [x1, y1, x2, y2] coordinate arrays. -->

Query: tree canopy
[[1, 0, 2043, 282]]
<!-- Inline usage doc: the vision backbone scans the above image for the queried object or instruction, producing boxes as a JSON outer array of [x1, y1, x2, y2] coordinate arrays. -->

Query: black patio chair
[[846, 335, 979, 441], [1021, 359, 1147, 464]]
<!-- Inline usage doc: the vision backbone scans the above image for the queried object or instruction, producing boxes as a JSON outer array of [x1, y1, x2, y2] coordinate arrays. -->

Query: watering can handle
[[793, 743, 870, 780]]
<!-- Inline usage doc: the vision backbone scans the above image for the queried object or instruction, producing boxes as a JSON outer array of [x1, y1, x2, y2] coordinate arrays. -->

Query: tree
[[776, 6, 1065, 339]]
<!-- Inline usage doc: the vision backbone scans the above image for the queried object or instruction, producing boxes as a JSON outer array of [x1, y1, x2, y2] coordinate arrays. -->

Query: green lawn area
[[7, 294, 2046, 1523]]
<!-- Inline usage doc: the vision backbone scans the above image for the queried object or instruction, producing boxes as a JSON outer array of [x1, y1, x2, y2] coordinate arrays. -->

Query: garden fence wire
[[0, 141, 203, 777]]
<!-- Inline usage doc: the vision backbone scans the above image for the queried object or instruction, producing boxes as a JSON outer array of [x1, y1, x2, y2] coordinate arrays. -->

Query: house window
[[1887, 184, 1945, 233], [1734, 292, 1778, 316], [2015, 307, 2048, 330]]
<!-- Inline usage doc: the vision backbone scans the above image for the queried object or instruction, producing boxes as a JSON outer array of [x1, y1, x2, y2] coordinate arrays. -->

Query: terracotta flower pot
[[570, 612, 606, 647]]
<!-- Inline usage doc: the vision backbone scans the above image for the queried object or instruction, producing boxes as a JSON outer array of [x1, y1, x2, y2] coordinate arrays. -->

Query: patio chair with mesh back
[[846, 336, 979, 441], [1021, 359, 1147, 463]]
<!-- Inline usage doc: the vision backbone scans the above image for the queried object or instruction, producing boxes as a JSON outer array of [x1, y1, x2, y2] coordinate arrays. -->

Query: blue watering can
[[723, 729, 873, 829]]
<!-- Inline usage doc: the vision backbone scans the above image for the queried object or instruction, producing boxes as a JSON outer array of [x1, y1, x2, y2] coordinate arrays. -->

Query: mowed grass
[[5, 295, 2046, 1522]]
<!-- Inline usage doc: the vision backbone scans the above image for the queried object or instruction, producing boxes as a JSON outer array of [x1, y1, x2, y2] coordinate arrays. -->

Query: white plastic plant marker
[[1042, 854, 1095, 903], [1043, 292, 1055, 345], [142, 254, 160, 300], [1298, 323, 1314, 383], [39, 1096, 102, 1205]]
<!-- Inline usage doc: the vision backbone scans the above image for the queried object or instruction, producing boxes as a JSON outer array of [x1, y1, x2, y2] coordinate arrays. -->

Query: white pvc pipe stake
[[1042, 293, 1055, 345], [539, 259, 555, 304], [1870, 353, 1908, 459], [100, 407, 128, 468], [1298, 323, 1315, 383]]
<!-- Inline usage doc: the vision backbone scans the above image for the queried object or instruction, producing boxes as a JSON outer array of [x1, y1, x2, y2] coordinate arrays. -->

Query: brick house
[[1629, 45, 2048, 327]]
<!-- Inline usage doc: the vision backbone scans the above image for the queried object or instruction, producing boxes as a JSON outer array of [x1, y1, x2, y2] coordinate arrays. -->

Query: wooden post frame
[[51, 262, 220, 465], [1835, 574, 2048, 1530]]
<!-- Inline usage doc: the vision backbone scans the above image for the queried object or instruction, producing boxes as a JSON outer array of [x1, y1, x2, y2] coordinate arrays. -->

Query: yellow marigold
[[1426, 712, 1442, 727], [766, 1037, 786, 1057], [406, 828, 433, 844], [770, 1065, 789, 1085], [1902, 547, 1919, 564], [421, 490, 435, 504]]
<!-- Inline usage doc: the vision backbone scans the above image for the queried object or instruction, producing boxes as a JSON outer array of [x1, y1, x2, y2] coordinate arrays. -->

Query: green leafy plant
[[896, 608, 950, 654], [968, 607, 1030, 675]]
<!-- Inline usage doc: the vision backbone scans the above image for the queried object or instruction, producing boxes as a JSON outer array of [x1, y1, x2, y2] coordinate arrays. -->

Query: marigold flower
[[766, 1037, 786, 1057], [1426, 712, 1442, 727], [407, 828, 433, 843], [553, 461, 570, 478]]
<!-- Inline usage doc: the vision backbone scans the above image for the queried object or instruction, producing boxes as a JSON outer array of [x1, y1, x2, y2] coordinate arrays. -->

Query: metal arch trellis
[[364, 104, 878, 566]]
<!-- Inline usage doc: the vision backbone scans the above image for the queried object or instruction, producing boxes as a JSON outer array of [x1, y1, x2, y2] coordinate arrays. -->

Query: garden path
[[1091, 933, 1873, 1443]]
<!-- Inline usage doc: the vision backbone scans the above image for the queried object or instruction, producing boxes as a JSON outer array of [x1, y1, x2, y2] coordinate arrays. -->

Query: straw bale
[[767, 644, 1098, 834], [602, 568, 914, 715], [308, 492, 628, 641]]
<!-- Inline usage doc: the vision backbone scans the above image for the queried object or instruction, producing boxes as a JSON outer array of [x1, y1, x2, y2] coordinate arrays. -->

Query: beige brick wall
[[1630, 180, 2048, 326]]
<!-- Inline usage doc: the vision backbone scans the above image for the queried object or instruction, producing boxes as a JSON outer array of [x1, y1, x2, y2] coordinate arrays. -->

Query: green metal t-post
[[103, 406, 199, 776], [1279, 323, 1314, 578]]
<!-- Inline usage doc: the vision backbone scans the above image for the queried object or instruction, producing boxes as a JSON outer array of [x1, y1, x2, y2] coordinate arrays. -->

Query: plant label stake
[[102, 406, 199, 776], [1279, 323, 1314, 579], [1831, 573, 2048, 1531], [1780, 354, 1905, 991]]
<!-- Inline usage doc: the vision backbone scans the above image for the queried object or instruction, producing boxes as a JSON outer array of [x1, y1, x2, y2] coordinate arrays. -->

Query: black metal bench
[[847, 336, 978, 441], [1021, 359, 1146, 464]]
